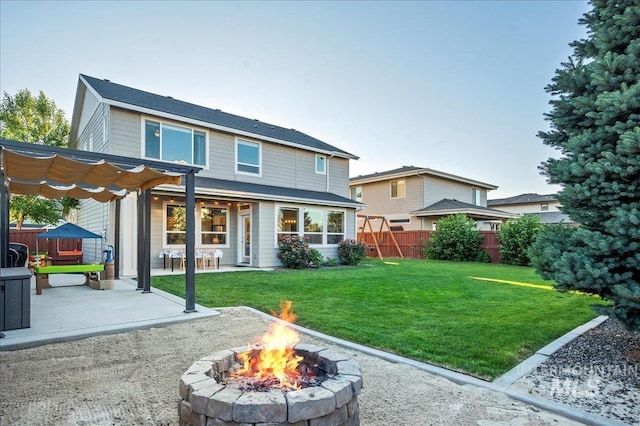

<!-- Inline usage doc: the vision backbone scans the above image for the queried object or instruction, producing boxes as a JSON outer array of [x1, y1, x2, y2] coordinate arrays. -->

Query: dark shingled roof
[[80, 74, 356, 159], [526, 212, 575, 224], [488, 193, 557, 206], [415, 198, 499, 213], [350, 166, 424, 181], [194, 176, 361, 207]]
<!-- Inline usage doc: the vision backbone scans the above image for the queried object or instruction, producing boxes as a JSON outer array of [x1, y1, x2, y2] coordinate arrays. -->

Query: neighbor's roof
[[412, 199, 516, 220], [184, 176, 363, 209], [349, 166, 497, 190], [526, 211, 575, 225], [488, 193, 558, 206], [71, 74, 357, 160]]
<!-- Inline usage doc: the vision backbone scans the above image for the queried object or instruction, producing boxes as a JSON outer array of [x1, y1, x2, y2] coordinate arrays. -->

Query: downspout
[[416, 170, 427, 230], [326, 152, 336, 192]]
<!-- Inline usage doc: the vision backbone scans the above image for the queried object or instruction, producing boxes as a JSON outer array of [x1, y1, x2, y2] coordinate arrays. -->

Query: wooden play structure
[[357, 215, 404, 260]]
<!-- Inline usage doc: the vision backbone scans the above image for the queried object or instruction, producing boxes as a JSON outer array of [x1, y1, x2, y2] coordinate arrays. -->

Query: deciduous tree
[[1, 89, 76, 228]]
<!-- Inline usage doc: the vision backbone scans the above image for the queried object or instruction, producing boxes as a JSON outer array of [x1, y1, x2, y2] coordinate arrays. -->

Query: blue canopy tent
[[36, 223, 102, 265]]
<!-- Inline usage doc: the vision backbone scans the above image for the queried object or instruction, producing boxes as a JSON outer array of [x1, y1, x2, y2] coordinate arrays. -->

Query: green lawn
[[151, 258, 606, 380]]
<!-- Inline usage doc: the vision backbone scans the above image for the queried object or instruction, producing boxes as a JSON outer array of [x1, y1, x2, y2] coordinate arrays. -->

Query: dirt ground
[[0, 308, 584, 425]]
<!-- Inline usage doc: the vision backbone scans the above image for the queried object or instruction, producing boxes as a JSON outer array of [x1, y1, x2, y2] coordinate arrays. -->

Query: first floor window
[[277, 206, 345, 245], [165, 204, 186, 245], [201, 207, 228, 245], [145, 119, 206, 166], [164, 203, 228, 246], [327, 211, 345, 244], [304, 208, 324, 244], [277, 208, 299, 242]]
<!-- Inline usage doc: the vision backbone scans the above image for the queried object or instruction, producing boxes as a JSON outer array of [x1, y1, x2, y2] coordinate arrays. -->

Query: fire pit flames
[[179, 302, 362, 426], [231, 301, 308, 391]]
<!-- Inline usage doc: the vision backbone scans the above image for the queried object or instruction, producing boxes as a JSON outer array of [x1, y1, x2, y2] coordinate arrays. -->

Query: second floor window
[[236, 139, 261, 175], [471, 188, 481, 206], [316, 155, 326, 174], [145, 120, 206, 166], [390, 179, 406, 199], [351, 186, 362, 202]]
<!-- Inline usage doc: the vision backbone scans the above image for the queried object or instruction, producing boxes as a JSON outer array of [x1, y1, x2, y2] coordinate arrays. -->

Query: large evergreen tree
[[534, 1, 640, 329]]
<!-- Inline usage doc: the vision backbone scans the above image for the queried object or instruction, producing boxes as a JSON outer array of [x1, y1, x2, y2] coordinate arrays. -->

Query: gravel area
[[514, 319, 640, 425], [0, 307, 583, 425]]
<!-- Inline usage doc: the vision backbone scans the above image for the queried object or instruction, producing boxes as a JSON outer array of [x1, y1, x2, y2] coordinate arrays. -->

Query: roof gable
[[73, 74, 357, 159], [488, 193, 558, 206], [350, 166, 497, 190]]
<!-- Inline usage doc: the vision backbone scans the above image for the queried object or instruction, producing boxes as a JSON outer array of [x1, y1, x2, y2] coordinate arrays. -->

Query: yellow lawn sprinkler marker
[[469, 276, 553, 291], [469, 276, 592, 296]]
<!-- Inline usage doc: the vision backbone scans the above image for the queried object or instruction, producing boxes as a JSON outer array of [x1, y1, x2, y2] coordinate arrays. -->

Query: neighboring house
[[69, 74, 361, 274], [349, 166, 515, 231], [487, 193, 575, 225]]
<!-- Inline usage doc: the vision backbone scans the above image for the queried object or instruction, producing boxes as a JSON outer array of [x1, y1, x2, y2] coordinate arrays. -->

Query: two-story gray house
[[349, 166, 515, 231], [69, 74, 360, 274]]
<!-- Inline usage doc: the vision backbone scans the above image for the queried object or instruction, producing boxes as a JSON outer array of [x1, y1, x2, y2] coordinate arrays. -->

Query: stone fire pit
[[179, 343, 362, 426]]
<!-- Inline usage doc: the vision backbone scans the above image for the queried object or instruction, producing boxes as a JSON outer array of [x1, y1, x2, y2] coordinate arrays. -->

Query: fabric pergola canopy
[[1, 149, 182, 202]]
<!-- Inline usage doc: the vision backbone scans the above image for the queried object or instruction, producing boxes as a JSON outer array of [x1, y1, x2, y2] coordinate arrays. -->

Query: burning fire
[[233, 300, 305, 390]]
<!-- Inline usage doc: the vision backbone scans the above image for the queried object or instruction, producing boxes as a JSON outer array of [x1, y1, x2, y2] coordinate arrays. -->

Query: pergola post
[[184, 169, 196, 313], [0, 170, 8, 268], [141, 188, 151, 293], [136, 190, 145, 291], [114, 198, 121, 279]]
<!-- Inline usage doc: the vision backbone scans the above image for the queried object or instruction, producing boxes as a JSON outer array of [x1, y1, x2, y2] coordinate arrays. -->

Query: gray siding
[[111, 108, 143, 159], [328, 157, 350, 198], [358, 176, 424, 217], [77, 103, 109, 154], [76, 89, 100, 141], [257, 201, 277, 267], [422, 176, 474, 206], [76, 199, 108, 263]]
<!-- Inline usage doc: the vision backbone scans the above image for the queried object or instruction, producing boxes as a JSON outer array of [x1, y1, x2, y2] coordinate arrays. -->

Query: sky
[[0, 0, 591, 199]]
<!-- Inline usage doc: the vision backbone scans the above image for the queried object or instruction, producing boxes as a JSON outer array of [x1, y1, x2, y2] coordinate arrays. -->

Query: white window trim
[[235, 137, 262, 177], [163, 201, 187, 248], [102, 116, 107, 143], [315, 154, 326, 175], [162, 201, 229, 248], [390, 179, 406, 199], [274, 204, 346, 247], [200, 203, 230, 248], [472, 188, 481, 206], [140, 115, 209, 169], [351, 185, 363, 203]]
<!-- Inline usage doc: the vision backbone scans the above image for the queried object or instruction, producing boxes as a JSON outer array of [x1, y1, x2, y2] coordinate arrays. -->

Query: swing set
[[357, 215, 404, 260]]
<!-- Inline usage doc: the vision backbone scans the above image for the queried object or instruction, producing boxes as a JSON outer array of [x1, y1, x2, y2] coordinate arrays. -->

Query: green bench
[[34, 264, 107, 295]]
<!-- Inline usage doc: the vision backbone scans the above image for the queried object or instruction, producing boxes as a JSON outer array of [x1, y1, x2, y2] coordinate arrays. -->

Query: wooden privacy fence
[[9, 228, 84, 265], [359, 230, 502, 263]]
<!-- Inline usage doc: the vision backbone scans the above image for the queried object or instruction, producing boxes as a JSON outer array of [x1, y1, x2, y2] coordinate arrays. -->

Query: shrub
[[277, 235, 315, 269], [323, 256, 338, 267], [422, 214, 489, 262], [309, 248, 323, 268], [337, 239, 367, 265], [498, 215, 543, 266]]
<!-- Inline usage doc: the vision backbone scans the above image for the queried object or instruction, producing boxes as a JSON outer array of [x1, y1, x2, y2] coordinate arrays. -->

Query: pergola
[[0, 138, 202, 312]]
